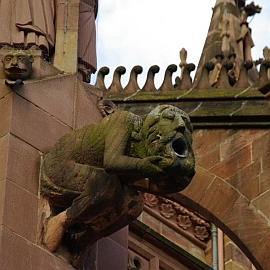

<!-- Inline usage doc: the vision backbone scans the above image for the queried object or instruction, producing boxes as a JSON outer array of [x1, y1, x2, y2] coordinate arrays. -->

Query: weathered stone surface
[[0, 226, 74, 270], [105, 90, 269, 128], [193, 130, 221, 158], [75, 81, 103, 128], [180, 166, 215, 204], [223, 196, 269, 269], [261, 168, 270, 193], [0, 82, 11, 99], [0, 181, 5, 226], [225, 261, 250, 270], [96, 237, 129, 270], [0, 92, 12, 139], [0, 135, 8, 182], [199, 176, 241, 223], [6, 135, 40, 195], [108, 227, 129, 249], [167, 129, 270, 269], [228, 173, 259, 202], [1, 180, 38, 242], [252, 191, 270, 220], [196, 147, 220, 170], [14, 75, 76, 127], [224, 237, 254, 270], [176, 166, 240, 226], [262, 152, 270, 171], [10, 93, 71, 151], [252, 229, 270, 269], [210, 145, 251, 180], [41, 105, 195, 267], [238, 161, 261, 200], [252, 131, 270, 161]]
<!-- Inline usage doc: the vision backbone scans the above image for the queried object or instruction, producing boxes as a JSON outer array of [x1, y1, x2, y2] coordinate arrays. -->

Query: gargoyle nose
[[11, 59, 18, 66], [175, 117, 186, 133]]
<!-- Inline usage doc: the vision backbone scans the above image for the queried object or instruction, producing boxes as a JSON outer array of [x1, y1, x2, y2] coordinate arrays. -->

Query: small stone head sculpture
[[2, 51, 34, 81]]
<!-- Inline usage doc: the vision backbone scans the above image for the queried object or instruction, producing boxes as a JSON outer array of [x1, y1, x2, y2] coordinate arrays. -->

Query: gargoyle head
[[134, 105, 195, 194], [2, 51, 34, 81]]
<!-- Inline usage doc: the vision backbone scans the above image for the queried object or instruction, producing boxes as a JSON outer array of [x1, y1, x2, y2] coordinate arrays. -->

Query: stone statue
[[0, 0, 55, 56], [237, 2, 261, 62], [41, 105, 195, 267], [0, 0, 97, 82], [2, 51, 34, 82], [77, 0, 98, 82]]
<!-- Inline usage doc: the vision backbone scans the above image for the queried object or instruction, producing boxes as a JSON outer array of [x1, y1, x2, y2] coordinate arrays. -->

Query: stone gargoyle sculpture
[[2, 51, 34, 86], [41, 104, 195, 267]]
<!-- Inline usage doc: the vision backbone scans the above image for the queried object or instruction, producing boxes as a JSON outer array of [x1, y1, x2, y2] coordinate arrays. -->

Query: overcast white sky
[[94, 0, 270, 87]]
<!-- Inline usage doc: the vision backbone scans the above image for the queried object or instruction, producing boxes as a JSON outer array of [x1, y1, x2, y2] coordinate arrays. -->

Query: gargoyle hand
[[137, 156, 165, 177]]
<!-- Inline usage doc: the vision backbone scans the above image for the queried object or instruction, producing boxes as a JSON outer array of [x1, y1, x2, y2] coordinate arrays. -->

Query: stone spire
[[194, 0, 261, 86]]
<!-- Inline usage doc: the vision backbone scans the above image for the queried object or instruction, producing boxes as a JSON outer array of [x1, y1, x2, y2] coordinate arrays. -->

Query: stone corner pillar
[[54, 0, 80, 74]]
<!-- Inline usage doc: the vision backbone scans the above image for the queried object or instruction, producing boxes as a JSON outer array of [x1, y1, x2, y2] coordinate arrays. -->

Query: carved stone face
[[2, 52, 34, 80], [137, 105, 195, 193]]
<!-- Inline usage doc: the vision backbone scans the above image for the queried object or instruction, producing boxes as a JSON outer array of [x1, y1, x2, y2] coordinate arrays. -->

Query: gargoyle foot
[[43, 210, 68, 252], [70, 251, 85, 269], [62, 226, 97, 268]]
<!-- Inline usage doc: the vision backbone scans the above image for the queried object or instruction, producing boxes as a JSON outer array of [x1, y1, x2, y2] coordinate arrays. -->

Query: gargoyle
[[41, 105, 195, 267]]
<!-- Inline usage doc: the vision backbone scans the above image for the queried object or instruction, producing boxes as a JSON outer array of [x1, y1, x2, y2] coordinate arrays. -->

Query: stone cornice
[[96, 63, 270, 127], [102, 90, 269, 128]]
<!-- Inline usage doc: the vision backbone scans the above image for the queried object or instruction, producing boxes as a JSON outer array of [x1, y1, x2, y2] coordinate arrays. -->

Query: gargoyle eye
[[18, 56, 25, 62], [162, 111, 175, 120], [5, 56, 12, 62]]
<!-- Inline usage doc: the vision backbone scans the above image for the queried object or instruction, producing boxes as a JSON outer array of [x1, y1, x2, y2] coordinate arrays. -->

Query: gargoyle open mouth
[[171, 136, 189, 158], [5, 67, 27, 73]]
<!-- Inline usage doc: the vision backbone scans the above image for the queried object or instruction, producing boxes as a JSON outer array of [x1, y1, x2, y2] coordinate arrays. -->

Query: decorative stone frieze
[[142, 192, 211, 248]]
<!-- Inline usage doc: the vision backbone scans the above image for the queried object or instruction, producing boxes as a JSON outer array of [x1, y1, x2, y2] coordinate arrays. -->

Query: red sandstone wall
[[194, 129, 270, 201], [169, 128, 270, 270], [0, 76, 128, 270]]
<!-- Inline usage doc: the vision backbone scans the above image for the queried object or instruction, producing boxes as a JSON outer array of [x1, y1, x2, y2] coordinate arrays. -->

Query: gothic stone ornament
[[2, 51, 34, 84], [41, 105, 195, 268]]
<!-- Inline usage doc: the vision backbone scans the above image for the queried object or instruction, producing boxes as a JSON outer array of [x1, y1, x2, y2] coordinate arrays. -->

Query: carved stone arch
[[167, 166, 269, 270]]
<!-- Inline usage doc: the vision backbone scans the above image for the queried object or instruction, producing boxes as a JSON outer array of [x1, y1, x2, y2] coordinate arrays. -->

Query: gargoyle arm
[[103, 121, 140, 173], [103, 119, 163, 180]]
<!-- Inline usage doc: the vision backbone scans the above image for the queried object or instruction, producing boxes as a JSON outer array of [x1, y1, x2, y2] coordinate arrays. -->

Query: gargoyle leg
[[68, 184, 144, 268], [43, 168, 120, 251], [43, 210, 69, 252], [65, 169, 122, 224], [43, 167, 143, 255]]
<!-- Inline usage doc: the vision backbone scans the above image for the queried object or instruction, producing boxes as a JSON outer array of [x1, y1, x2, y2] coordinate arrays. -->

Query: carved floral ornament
[[143, 193, 211, 243]]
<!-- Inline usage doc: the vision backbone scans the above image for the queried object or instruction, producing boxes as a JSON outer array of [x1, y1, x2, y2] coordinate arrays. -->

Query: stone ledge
[[129, 220, 213, 270], [112, 100, 269, 128]]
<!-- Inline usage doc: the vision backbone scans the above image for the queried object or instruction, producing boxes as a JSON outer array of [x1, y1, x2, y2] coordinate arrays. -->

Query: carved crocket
[[41, 105, 195, 267]]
